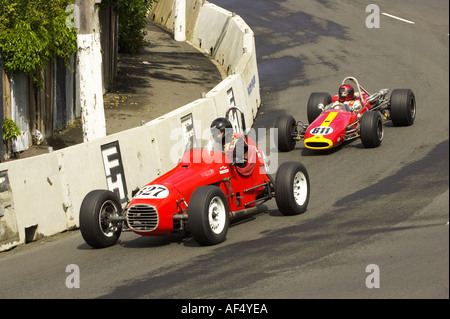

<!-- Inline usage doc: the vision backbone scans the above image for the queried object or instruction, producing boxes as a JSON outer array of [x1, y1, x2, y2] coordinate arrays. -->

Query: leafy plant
[[2, 118, 21, 142], [101, 0, 157, 54], [0, 0, 77, 84]]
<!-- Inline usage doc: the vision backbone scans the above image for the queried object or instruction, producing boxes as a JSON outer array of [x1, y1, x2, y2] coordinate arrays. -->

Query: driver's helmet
[[338, 84, 355, 102], [210, 117, 233, 144]]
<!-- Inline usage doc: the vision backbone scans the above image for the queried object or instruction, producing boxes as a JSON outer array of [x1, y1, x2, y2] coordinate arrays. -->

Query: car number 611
[[310, 126, 333, 135]]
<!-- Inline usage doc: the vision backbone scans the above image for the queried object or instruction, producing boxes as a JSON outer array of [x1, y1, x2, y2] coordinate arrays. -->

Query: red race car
[[275, 76, 416, 151], [80, 107, 311, 248]]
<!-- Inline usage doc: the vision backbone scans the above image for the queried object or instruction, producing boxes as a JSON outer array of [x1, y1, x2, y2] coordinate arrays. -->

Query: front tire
[[274, 114, 297, 152], [275, 162, 310, 216], [390, 89, 416, 126], [79, 190, 123, 248], [188, 186, 230, 246], [360, 111, 384, 148], [307, 92, 331, 124]]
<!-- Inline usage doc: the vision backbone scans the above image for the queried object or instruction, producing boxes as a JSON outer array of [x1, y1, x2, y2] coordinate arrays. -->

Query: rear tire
[[390, 89, 416, 126], [188, 186, 230, 246], [79, 190, 123, 248], [275, 162, 310, 216], [307, 92, 331, 124], [274, 114, 297, 152], [360, 111, 384, 148]]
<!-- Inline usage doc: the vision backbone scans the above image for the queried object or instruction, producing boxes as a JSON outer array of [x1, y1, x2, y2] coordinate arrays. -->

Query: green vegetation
[[102, 0, 157, 54], [0, 0, 77, 82], [2, 118, 21, 142], [0, 0, 156, 85]]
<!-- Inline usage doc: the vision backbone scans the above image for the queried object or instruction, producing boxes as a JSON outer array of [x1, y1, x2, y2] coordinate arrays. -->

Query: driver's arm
[[233, 137, 248, 167]]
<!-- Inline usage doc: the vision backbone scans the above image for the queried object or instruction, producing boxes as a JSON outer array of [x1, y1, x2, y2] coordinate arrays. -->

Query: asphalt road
[[0, 0, 448, 301]]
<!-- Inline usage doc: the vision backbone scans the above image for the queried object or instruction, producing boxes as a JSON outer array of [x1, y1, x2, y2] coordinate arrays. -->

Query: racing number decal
[[311, 112, 337, 135], [134, 185, 169, 199], [101, 141, 128, 204], [310, 126, 334, 135]]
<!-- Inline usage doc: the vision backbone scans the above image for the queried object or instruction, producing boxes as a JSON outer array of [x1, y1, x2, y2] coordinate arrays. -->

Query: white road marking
[[382, 12, 415, 24]]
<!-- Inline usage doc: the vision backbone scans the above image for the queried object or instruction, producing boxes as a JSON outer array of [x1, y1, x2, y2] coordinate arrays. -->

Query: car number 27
[[134, 185, 169, 199]]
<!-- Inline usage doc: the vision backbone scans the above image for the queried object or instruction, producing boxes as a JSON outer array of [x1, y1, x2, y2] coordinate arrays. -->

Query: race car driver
[[330, 84, 362, 112], [210, 117, 248, 167]]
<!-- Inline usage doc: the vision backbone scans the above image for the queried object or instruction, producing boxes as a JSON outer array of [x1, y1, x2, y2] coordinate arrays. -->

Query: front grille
[[126, 204, 159, 232], [305, 142, 331, 148]]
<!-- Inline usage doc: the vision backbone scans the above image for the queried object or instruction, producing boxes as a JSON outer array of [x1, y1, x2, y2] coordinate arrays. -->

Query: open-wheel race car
[[79, 106, 310, 248], [275, 76, 416, 151]]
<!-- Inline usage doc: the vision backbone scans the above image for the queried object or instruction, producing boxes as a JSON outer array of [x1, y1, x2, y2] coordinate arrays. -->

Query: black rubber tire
[[188, 186, 230, 246], [274, 114, 297, 152], [79, 190, 123, 248], [390, 89, 416, 126], [307, 92, 331, 124], [360, 111, 384, 148], [275, 162, 310, 216]]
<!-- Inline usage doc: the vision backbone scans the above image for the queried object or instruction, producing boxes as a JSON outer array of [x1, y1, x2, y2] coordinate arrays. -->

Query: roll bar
[[225, 106, 247, 135], [341, 76, 371, 104]]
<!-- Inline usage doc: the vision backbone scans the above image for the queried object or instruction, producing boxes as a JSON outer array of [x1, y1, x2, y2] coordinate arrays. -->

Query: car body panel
[[304, 91, 372, 150], [304, 109, 356, 149], [125, 137, 270, 236]]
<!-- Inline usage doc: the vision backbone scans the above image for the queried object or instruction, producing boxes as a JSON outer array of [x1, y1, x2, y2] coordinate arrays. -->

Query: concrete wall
[[0, 0, 260, 252]]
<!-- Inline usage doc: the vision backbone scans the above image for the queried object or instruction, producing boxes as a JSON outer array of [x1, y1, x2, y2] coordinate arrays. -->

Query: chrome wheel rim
[[293, 171, 308, 206], [99, 200, 119, 237], [208, 196, 226, 234]]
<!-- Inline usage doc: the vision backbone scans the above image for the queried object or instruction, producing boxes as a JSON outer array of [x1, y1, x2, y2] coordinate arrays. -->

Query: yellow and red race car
[[275, 76, 416, 151]]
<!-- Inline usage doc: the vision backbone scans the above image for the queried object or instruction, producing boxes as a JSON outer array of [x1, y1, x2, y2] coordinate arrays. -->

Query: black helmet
[[210, 117, 233, 144]]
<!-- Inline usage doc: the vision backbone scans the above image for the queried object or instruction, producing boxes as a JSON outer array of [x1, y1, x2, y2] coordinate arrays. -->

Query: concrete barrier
[[191, 3, 260, 123], [0, 0, 260, 252]]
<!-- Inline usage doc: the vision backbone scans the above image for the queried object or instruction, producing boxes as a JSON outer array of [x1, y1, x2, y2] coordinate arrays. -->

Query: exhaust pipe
[[173, 206, 260, 224], [229, 207, 259, 223]]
